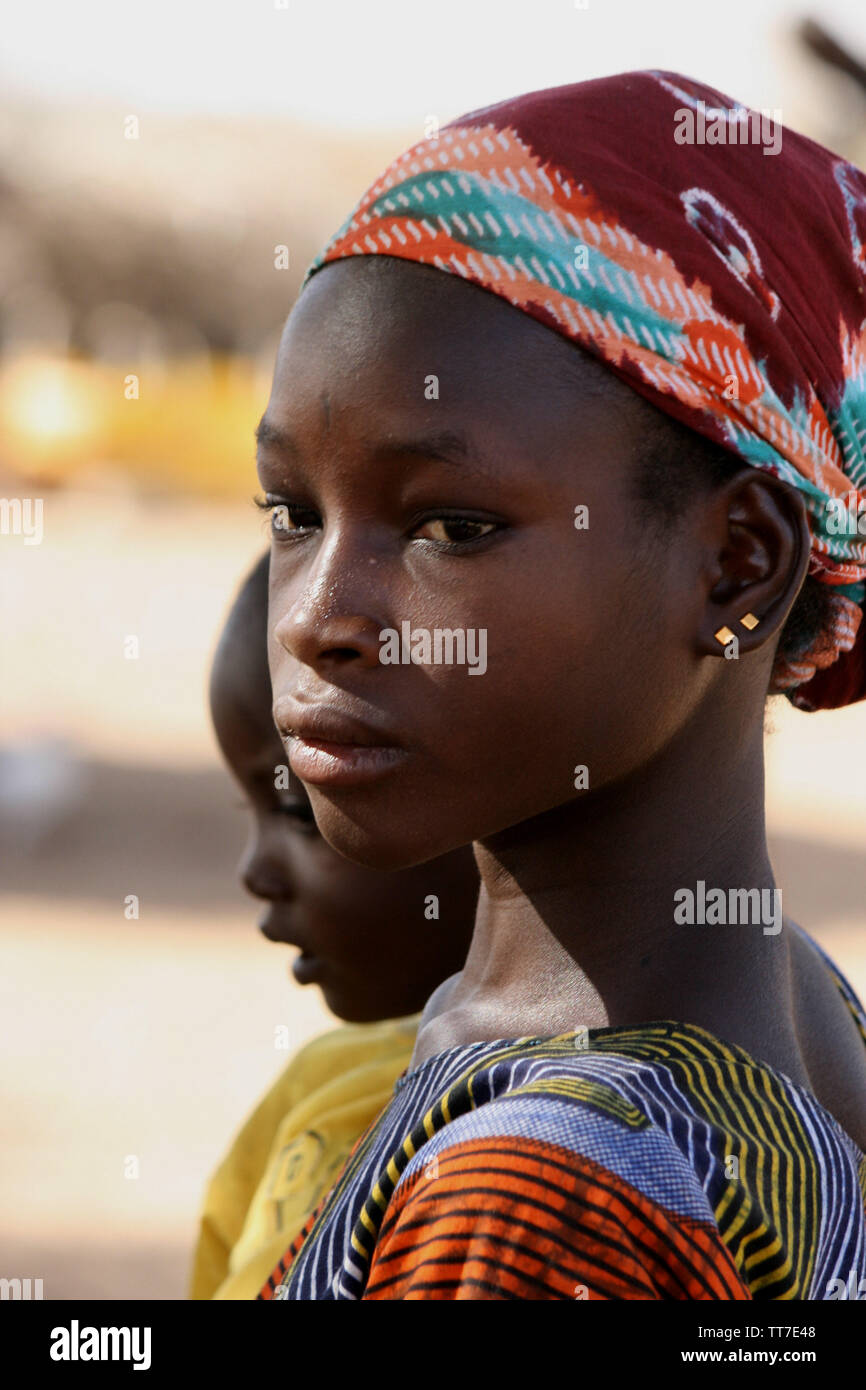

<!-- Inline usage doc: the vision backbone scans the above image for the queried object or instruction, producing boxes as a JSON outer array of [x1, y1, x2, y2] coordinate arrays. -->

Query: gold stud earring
[[714, 626, 735, 645], [739, 612, 760, 631]]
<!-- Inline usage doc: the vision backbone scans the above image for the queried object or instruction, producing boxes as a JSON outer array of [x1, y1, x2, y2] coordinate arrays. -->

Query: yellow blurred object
[[1, 356, 103, 467], [0, 352, 268, 498], [190, 1017, 419, 1301]]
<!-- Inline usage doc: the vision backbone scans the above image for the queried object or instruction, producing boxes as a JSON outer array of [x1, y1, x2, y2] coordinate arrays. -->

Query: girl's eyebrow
[[255, 416, 298, 456], [375, 429, 492, 476], [256, 419, 499, 482]]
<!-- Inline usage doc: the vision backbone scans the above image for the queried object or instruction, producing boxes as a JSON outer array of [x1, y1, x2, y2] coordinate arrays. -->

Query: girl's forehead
[[284, 255, 541, 355], [277, 257, 637, 428]]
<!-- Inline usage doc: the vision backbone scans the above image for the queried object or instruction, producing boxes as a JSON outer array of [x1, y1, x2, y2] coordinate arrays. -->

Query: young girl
[[191, 552, 476, 1298], [255, 71, 866, 1299]]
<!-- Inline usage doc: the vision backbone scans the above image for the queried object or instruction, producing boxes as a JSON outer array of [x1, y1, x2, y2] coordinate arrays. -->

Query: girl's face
[[259, 258, 708, 870]]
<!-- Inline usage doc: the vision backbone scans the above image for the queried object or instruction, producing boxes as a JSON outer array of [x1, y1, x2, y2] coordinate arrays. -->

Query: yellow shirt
[[189, 1016, 419, 1300]]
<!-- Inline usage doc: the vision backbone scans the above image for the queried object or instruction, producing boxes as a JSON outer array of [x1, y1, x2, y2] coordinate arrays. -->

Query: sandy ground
[[0, 896, 332, 1300], [2, 490, 865, 1300]]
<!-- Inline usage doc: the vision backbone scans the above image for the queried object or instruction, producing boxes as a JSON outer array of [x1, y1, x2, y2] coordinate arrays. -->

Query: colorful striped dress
[[261, 933, 866, 1300]]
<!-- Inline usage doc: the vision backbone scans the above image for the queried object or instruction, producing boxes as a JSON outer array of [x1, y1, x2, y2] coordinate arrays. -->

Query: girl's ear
[[697, 473, 811, 660]]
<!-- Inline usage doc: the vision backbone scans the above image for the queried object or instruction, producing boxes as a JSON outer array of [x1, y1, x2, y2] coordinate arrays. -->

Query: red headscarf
[[303, 71, 866, 710]]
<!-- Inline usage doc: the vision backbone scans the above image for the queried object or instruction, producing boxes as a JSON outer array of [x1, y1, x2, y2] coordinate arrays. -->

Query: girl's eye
[[255, 495, 320, 537], [411, 517, 498, 546]]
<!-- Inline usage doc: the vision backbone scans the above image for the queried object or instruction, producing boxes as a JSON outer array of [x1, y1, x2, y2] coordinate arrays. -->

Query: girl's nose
[[271, 530, 388, 673], [274, 601, 384, 672]]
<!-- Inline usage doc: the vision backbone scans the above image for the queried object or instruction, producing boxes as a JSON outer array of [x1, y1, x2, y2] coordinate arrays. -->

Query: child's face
[[210, 652, 476, 1022], [259, 257, 706, 871]]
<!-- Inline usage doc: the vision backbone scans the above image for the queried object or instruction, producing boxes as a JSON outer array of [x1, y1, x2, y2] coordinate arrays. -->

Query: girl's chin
[[314, 814, 452, 872]]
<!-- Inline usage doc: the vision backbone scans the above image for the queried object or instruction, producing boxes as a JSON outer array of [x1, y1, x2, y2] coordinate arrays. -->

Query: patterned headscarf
[[301, 71, 866, 711]]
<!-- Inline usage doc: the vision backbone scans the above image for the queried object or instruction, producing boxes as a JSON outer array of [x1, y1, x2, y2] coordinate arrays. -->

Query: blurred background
[[2, 0, 866, 1299]]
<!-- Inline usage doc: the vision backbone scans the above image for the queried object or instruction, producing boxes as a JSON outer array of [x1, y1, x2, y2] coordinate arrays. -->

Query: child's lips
[[291, 950, 324, 985], [258, 908, 300, 946], [259, 914, 325, 982]]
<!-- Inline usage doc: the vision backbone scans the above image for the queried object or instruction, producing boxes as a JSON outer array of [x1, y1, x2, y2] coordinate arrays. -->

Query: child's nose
[[239, 840, 295, 902]]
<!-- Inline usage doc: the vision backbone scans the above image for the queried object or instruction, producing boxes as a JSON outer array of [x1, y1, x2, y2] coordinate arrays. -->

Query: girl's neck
[[412, 703, 797, 1070]]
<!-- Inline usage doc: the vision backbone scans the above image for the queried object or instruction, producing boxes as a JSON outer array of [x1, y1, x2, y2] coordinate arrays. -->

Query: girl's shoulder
[[276, 1022, 866, 1300], [791, 922, 866, 1046], [352, 1022, 864, 1300]]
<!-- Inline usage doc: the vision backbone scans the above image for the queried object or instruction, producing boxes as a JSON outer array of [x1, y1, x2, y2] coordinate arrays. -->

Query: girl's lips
[[286, 736, 409, 787]]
